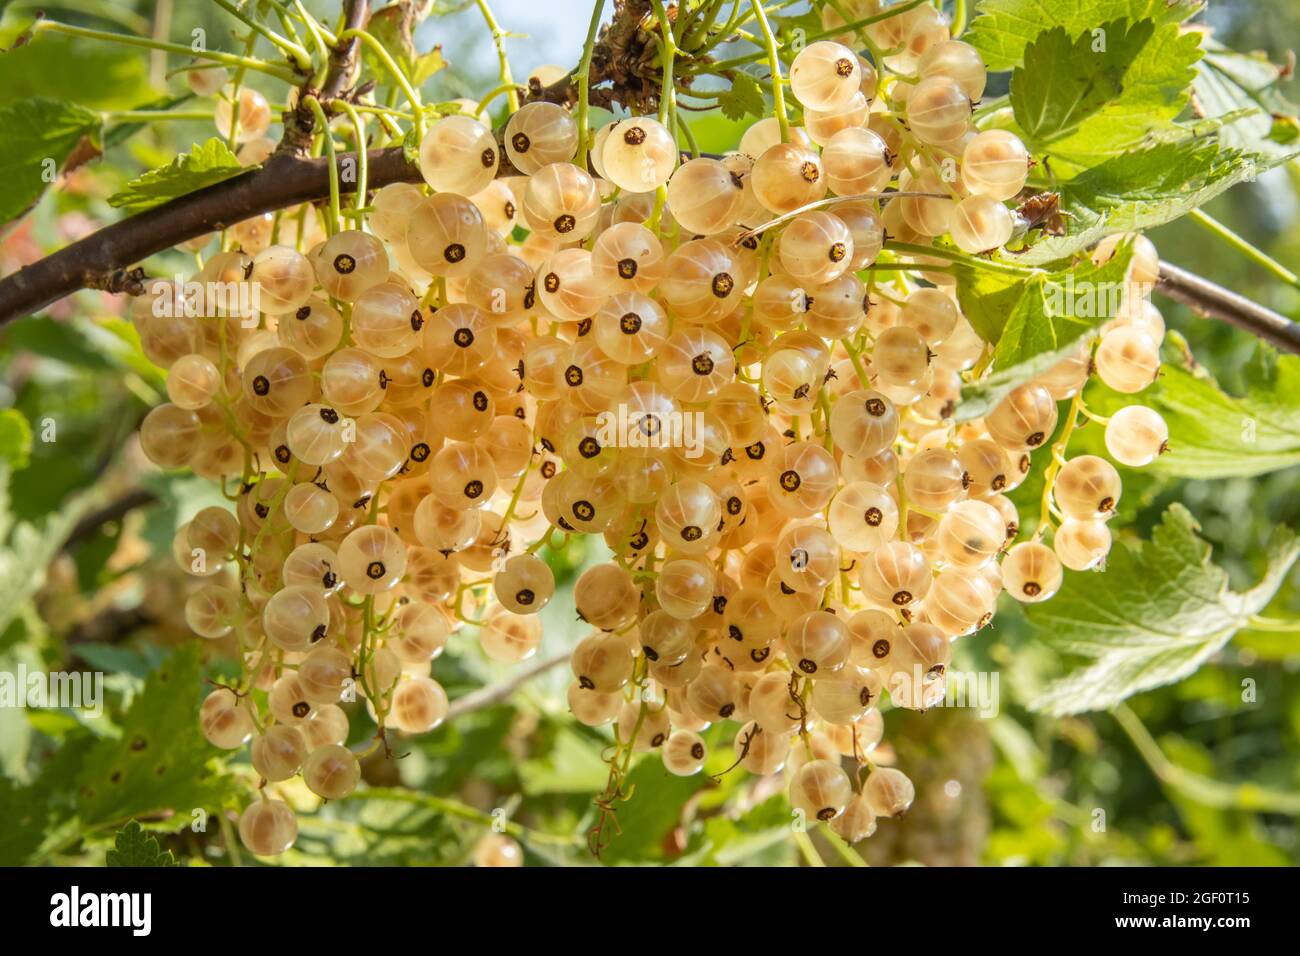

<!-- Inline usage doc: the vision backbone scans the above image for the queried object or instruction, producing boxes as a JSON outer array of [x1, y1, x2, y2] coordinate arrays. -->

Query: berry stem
[[840, 337, 871, 388], [292, 0, 334, 85], [821, 827, 870, 866], [883, 240, 1043, 277], [1034, 390, 1086, 539], [474, 0, 521, 114], [213, 0, 314, 70], [951, 0, 970, 38], [336, 101, 370, 213], [573, 0, 608, 169], [336, 28, 426, 138], [303, 96, 342, 235], [793, 828, 826, 866], [33, 19, 300, 82], [748, 0, 791, 143], [696, 0, 929, 74], [649, 0, 680, 129]]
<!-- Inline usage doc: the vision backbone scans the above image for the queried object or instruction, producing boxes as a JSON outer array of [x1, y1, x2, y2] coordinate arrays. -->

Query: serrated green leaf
[[954, 244, 1132, 420], [108, 138, 246, 214], [0, 97, 100, 226], [1011, 20, 1201, 167], [75, 645, 237, 829], [967, 0, 1201, 71], [1015, 137, 1299, 264], [1192, 40, 1300, 160], [718, 71, 766, 123], [1088, 343, 1300, 478], [0, 410, 32, 471], [106, 820, 180, 867], [1026, 505, 1300, 715], [297, 792, 461, 866]]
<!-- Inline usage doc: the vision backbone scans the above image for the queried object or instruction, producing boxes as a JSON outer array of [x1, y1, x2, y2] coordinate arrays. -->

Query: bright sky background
[[416, 0, 618, 92]]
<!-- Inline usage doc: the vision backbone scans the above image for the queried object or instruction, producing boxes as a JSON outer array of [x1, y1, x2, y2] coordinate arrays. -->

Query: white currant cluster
[[135, 0, 1172, 858]]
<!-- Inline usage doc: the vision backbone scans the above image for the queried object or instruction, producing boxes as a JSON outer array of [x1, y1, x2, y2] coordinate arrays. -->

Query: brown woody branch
[[445, 650, 569, 721], [1, 145, 1297, 356], [280, 0, 371, 155], [0, 147, 422, 322], [1156, 261, 1300, 354]]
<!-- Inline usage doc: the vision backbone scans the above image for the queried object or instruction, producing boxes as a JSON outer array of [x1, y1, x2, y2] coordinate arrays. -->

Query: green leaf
[[1089, 342, 1300, 478], [966, 0, 1200, 71], [0, 777, 44, 865], [1, 315, 116, 372], [1026, 505, 1300, 715], [106, 820, 180, 867], [1015, 137, 1299, 264], [600, 756, 712, 863], [1192, 41, 1300, 160], [74, 645, 237, 829], [0, 33, 156, 110], [0, 410, 32, 471], [413, 47, 448, 86], [108, 138, 246, 214], [718, 71, 766, 123], [0, 465, 94, 637], [954, 243, 1133, 420], [952, 266, 1026, 346], [0, 97, 100, 226], [1011, 20, 1201, 166]]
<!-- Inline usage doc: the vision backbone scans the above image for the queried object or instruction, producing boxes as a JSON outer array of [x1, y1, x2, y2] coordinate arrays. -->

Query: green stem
[[1247, 614, 1300, 632], [337, 28, 425, 137], [34, 20, 298, 82], [1114, 705, 1300, 815], [884, 240, 1042, 277], [305, 96, 341, 235], [293, 0, 332, 85], [820, 827, 870, 867], [678, 114, 701, 158], [103, 109, 213, 124], [474, 0, 520, 114], [1188, 209, 1300, 290], [748, 0, 789, 142], [337, 101, 369, 212], [792, 828, 825, 866], [649, 0, 678, 127], [9, 0, 150, 33], [951, 0, 969, 38], [574, 0, 608, 168], [697, 0, 928, 73], [213, 0, 312, 69]]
